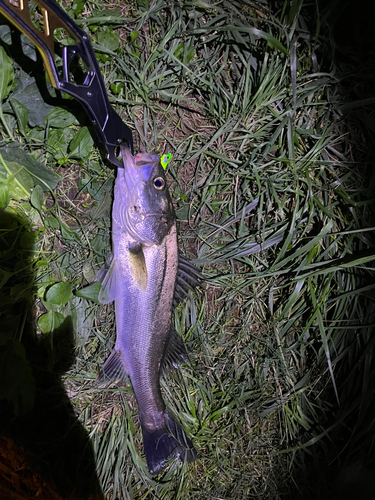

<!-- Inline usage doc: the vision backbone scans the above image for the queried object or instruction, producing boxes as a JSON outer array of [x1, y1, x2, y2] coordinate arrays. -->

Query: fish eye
[[153, 177, 165, 190]]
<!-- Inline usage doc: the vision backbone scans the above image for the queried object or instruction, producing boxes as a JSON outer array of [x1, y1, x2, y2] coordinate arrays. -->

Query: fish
[[97, 146, 200, 474]]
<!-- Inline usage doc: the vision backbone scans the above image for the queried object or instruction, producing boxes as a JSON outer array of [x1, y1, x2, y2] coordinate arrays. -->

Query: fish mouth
[[120, 145, 133, 165], [120, 146, 138, 189], [120, 145, 159, 185]]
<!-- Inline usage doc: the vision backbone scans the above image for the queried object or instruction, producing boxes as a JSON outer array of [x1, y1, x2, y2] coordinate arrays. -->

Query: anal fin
[[161, 326, 189, 374]]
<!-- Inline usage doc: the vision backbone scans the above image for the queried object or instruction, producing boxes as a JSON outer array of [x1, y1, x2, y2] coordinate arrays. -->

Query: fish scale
[[119, 241, 177, 429], [98, 147, 198, 474]]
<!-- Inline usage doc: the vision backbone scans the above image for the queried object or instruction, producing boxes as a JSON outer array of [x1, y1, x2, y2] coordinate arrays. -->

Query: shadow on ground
[[0, 208, 104, 499]]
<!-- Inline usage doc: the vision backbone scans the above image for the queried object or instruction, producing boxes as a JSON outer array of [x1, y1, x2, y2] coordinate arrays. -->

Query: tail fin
[[142, 413, 196, 474]]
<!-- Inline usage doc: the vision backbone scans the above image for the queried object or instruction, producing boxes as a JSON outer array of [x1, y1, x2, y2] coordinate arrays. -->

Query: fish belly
[[113, 225, 196, 473], [115, 227, 178, 426]]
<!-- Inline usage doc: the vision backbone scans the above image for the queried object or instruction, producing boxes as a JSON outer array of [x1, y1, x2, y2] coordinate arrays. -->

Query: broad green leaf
[[45, 107, 78, 128], [0, 44, 14, 138], [38, 310, 66, 334], [68, 126, 94, 159], [30, 184, 44, 211], [176, 204, 189, 220], [45, 282, 73, 305], [47, 128, 74, 160], [91, 235, 108, 252], [0, 46, 14, 100], [130, 30, 138, 42], [0, 25, 12, 44], [97, 31, 120, 52], [43, 215, 60, 229], [110, 82, 123, 95], [0, 181, 9, 208], [9, 69, 55, 127], [71, 0, 84, 16], [1, 113, 16, 137], [9, 98, 29, 136], [27, 128, 45, 142], [75, 281, 102, 304], [0, 142, 59, 189], [60, 222, 82, 243], [0, 161, 34, 201]]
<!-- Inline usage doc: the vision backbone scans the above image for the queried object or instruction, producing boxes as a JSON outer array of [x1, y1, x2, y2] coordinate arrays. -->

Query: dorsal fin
[[174, 253, 203, 306]]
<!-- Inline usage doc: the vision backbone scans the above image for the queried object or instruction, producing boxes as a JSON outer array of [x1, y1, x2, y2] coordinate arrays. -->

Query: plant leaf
[[47, 128, 74, 160], [30, 184, 44, 211], [45, 282, 73, 306], [0, 46, 14, 101], [9, 98, 29, 136], [0, 160, 34, 201], [75, 282, 102, 303], [38, 310, 66, 334], [0, 181, 9, 208], [97, 31, 120, 52], [0, 142, 59, 190], [68, 126, 94, 159], [45, 107, 78, 128], [9, 69, 55, 127]]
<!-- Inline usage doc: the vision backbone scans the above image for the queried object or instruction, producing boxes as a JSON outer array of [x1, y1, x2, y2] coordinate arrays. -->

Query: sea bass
[[98, 146, 198, 474]]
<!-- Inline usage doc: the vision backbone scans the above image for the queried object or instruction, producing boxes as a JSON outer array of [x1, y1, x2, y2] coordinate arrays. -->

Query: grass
[[1, 0, 375, 498]]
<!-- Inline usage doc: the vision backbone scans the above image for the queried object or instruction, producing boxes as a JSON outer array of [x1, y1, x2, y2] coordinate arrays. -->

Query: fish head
[[114, 146, 175, 245]]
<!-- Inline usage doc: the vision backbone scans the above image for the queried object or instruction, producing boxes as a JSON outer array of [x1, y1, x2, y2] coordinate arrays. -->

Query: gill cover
[[113, 147, 175, 245]]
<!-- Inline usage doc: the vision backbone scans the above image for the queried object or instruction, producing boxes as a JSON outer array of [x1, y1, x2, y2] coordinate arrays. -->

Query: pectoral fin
[[129, 244, 148, 291], [97, 255, 119, 304]]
